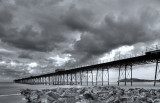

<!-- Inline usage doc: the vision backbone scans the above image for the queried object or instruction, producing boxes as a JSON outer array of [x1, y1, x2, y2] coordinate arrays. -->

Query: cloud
[[67, 5, 160, 64], [63, 5, 94, 31], [0, 0, 75, 52], [18, 51, 33, 59], [1, 0, 158, 54], [0, 64, 30, 79]]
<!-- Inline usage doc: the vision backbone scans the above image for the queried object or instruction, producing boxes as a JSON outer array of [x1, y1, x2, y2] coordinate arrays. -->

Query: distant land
[[118, 78, 160, 82]]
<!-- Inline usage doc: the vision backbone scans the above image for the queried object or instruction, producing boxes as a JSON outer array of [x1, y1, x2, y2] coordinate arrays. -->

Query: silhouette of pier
[[14, 45, 160, 86]]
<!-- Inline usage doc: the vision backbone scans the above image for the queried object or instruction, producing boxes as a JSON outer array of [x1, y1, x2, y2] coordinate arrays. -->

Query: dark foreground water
[[1, 82, 160, 103], [0, 82, 26, 103]]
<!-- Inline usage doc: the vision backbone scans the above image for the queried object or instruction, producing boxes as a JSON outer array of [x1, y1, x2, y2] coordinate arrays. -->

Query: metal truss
[[118, 64, 132, 86]]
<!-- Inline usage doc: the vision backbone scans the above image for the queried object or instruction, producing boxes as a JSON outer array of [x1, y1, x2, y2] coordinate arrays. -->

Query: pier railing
[[65, 44, 160, 70]]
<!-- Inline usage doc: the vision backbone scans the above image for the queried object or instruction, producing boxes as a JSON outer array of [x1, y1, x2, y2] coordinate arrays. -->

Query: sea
[[1, 82, 160, 103], [0, 82, 84, 103]]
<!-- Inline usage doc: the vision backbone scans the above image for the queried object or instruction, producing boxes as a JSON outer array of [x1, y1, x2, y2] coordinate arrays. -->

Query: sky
[[0, 0, 160, 82]]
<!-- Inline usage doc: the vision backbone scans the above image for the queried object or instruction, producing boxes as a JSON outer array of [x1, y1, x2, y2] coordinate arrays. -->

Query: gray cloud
[[18, 51, 33, 59], [65, 6, 160, 64], [0, 65, 30, 79], [63, 5, 94, 31]]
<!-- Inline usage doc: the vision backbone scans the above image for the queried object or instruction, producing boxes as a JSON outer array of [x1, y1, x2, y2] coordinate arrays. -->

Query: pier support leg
[[91, 70, 93, 86], [102, 68, 104, 86], [42, 77, 44, 85], [55, 76, 56, 85], [67, 74, 68, 85], [131, 64, 133, 86], [49, 76, 50, 85], [75, 72, 77, 85], [118, 66, 121, 86], [59, 75, 61, 85], [46, 77, 47, 85], [87, 70, 88, 86], [96, 68, 98, 86], [60, 75, 62, 85], [125, 65, 127, 86], [58, 75, 60, 85], [41, 77, 43, 85], [80, 71, 82, 85], [63, 74, 64, 85], [154, 60, 159, 86], [71, 73, 72, 85], [108, 68, 109, 86], [54, 76, 56, 85], [52, 76, 54, 85]]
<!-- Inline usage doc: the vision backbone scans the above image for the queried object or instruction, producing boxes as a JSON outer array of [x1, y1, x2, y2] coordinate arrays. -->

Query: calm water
[[1, 82, 160, 103], [0, 82, 84, 103], [0, 82, 26, 103]]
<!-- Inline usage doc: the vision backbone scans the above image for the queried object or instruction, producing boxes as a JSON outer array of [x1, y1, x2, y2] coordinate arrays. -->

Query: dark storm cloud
[[2, 25, 66, 52], [0, 6, 13, 38], [0, 0, 76, 52], [63, 5, 94, 31], [0, 18, 67, 52], [0, 0, 159, 53], [65, 6, 160, 64]]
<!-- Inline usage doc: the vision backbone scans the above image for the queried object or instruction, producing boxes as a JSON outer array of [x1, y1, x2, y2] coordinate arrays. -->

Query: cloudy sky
[[0, 0, 160, 82]]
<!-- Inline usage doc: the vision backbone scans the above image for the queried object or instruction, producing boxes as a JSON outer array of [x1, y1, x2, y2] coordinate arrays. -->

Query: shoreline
[[0, 93, 21, 97], [21, 86, 160, 103]]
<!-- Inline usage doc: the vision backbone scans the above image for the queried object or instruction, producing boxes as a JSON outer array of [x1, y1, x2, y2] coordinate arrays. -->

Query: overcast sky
[[0, 0, 160, 82]]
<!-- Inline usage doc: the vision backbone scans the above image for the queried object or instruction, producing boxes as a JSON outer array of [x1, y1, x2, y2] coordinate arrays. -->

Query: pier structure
[[14, 45, 160, 86]]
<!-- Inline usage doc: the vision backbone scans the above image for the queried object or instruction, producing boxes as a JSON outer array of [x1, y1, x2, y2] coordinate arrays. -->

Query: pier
[[14, 45, 160, 86]]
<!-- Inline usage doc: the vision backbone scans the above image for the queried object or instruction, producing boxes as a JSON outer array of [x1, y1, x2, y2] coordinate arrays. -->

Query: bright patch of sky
[[28, 62, 38, 68], [99, 45, 134, 61], [49, 54, 72, 66]]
